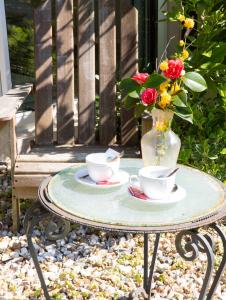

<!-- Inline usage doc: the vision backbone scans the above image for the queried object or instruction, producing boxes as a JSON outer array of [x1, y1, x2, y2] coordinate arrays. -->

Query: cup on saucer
[[130, 166, 176, 200], [86, 153, 120, 182]]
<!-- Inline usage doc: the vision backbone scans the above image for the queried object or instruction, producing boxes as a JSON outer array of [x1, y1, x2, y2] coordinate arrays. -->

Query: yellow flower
[[156, 121, 168, 132], [159, 81, 169, 92], [184, 18, 195, 29], [182, 49, 189, 60], [159, 92, 172, 109], [171, 83, 180, 94], [179, 40, 185, 47], [178, 14, 185, 22], [159, 61, 168, 71]]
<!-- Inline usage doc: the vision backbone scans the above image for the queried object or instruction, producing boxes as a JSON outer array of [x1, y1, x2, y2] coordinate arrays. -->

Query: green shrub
[[166, 0, 226, 181]]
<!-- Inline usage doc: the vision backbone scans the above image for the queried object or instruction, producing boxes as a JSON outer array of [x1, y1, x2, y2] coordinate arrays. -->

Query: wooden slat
[[99, 0, 116, 145], [14, 187, 38, 200], [15, 162, 80, 174], [34, 0, 53, 145], [0, 118, 16, 170], [120, 0, 138, 146], [56, 0, 74, 144], [0, 84, 32, 121], [77, 0, 96, 144], [16, 145, 140, 162], [14, 175, 49, 187]]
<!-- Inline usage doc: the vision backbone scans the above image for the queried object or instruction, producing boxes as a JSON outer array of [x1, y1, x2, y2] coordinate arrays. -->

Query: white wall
[[0, 0, 12, 96]]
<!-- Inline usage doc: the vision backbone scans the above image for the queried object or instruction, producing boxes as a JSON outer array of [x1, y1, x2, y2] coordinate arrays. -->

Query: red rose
[[141, 88, 158, 105], [163, 59, 184, 79], [132, 73, 149, 85]]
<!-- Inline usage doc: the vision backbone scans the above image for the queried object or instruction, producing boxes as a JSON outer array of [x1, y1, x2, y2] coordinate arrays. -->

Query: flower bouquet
[[119, 15, 208, 167]]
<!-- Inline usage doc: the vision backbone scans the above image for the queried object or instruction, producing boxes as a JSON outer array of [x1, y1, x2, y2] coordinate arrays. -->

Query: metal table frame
[[24, 176, 226, 300]]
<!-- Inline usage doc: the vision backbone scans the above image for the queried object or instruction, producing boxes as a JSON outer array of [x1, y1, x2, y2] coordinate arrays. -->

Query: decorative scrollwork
[[24, 201, 71, 241], [24, 202, 71, 300], [194, 233, 215, 254], [206, 224, 226, 300], [175, 230, 214, 300], [175, 230, 200, 261], [44, 216, 71, 241]]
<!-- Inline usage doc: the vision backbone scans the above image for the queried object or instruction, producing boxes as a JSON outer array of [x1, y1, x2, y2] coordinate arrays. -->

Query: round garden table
[[24, 159, 226, 300]]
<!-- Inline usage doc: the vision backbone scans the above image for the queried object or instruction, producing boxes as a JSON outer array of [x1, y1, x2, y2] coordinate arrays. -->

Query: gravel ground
[[0, 183, 226, 300]]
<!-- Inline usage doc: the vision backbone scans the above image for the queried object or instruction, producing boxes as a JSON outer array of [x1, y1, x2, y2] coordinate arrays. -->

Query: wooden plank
[[15, 162, 81, 174], [14, 174, 49, 187], [0, 118, 16, 170], [0, 84, 32, 121], [34, 0, 54, 145], [13, 187, 38, 200], [120, 0, 139, 145], [56, 0, 74, 144], [16, 145, 140, 162], [99, 0, 116, 145], [77, 0, 96, 144]]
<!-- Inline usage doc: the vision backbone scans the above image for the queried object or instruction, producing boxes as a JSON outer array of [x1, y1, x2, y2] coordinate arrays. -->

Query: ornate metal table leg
[[206, 224, 226, 300], [143, 233, 160, 299], [175, 230, 214, 300], [24, 202, 70, 300]]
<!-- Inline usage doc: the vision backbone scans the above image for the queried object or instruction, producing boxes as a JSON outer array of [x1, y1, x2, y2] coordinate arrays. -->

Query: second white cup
[[130, 166, 176, 200], [86, 153, 120, 182]]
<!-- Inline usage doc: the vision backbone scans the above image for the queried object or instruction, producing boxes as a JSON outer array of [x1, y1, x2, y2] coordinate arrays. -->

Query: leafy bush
[[7, 19, 34, 77], [166, 0, 226, 181]]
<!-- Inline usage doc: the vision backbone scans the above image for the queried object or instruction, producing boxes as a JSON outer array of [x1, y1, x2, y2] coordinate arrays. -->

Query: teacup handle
[[129, 175, 140, 188]]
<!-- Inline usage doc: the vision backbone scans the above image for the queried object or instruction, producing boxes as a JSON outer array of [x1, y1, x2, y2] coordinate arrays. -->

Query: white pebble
[[20, 247, 29, 257]]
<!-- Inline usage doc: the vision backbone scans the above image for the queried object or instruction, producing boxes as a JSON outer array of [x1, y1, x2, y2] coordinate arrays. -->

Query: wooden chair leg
[[12, 189, 20, 232]]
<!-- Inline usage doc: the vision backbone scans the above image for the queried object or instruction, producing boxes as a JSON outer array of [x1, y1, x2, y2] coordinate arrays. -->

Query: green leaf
[[200, 62, 222, 70], [220, 148, 226, 155], [218, 83, 226, 98], [124, 96, 138, 110], [119, 78, 141, 96], [146, 104, 155, 113], [183, 72, 207, 92], [212, 43, 226, 60], [172, 91, 187, 107], [143, 73, 166, 88], [202, 50, 212, 58], [134, 104, 146, 118], [128, 90, 140, 98], [174, 106, 193, 123]]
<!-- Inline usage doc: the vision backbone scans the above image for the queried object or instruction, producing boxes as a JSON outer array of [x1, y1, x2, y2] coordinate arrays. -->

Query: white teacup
[[86, 153, 120, 182], [130, 166, 176, 200]]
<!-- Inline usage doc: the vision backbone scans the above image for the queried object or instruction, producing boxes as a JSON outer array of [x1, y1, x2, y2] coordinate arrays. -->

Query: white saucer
[[74, 168, 129, 188], [129, 184, 186, 205]]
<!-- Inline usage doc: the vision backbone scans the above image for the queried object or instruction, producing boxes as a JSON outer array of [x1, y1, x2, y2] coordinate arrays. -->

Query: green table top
[[45, 159, 225, 229]]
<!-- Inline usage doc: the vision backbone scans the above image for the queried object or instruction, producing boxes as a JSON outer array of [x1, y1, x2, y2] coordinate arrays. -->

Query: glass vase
[[141, 108, 181, 168]]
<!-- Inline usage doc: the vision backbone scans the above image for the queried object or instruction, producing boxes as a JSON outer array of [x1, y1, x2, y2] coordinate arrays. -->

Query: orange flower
[[178, 14, 185, 22], [179, 40, 185, 47], [184, 18, 195, 29], [182, 49, 189, 59], [159, 61, 168, 71]]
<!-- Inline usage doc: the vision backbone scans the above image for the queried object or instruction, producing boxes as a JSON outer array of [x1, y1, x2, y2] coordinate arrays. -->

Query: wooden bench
[[3, 0, 179, 231]]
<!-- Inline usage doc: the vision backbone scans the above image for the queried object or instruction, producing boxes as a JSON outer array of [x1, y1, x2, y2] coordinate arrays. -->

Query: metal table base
[[24, 201, 226, 300]]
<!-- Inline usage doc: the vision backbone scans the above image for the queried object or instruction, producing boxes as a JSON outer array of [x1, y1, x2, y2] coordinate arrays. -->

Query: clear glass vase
[[141, 108, 181, 168]]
